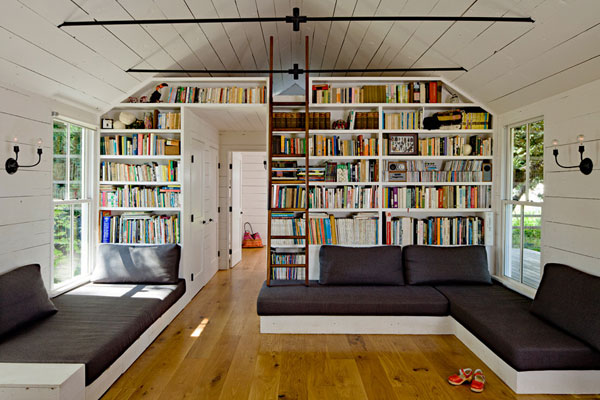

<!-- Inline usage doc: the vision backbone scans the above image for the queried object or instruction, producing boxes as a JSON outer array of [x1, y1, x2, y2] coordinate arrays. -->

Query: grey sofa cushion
[[257, 280, 448, 316], [0, 280, 186, 385], [403, 245, 491, 285], [92, 244, 180, 284], [0, 264, 57, 337], [530, 263, 600, 352], [436, 284, 600, 371], [319, 245, 404, 285]]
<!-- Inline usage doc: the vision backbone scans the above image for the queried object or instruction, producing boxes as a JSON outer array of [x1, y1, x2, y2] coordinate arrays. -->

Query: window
[[503, 119, 544, 288], [52, 120, 93, 289]]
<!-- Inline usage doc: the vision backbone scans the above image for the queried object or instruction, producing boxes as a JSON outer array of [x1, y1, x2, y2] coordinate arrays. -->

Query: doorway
[[229, 151, 267, 268]]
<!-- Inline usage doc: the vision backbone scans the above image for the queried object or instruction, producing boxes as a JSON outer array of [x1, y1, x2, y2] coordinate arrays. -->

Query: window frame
[[500, 117, 544, 293], [51, 118, 95, 295]]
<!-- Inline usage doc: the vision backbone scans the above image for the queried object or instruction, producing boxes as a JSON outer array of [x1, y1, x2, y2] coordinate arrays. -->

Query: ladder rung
[[271, 235, 306, 239], [271, 180, 305, 184], [270, 264, 307, 268], [272, 154, 306, 158], [271, 208, 306, 211]]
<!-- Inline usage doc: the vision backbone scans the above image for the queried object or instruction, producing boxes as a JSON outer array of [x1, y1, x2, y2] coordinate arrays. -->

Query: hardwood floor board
[[101, 248, 598, 400]]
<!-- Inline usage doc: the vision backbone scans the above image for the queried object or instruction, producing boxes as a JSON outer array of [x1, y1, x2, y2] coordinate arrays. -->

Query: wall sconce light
[[5, 136, 43, 175], [552, 135, 593, 175]]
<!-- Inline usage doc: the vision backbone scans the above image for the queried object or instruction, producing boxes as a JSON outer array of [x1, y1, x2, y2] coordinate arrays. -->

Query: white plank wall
[[496, 77, 600, 278], [240, 152, 267, 244], [218, 131, 267, 269]]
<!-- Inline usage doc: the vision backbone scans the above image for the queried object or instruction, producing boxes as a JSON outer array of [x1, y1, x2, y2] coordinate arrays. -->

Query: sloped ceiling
[[1, 0, 599, 114]]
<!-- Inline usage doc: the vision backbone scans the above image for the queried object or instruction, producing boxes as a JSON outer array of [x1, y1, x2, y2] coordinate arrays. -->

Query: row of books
[[272, 135, 378, 156], [384, 214, 485, 246], [324, 161, 378, 182], [156, 112, 181, 129], [382, 111, 422, 130], [271, 213, 379, 245], [273, 112, 331, 130], [100, 134, 180, 156], [271, 185, 306, 209], [383, 186, 492, 209], [100, 212, 180, 244], [99, 185, 181, 208], [461, 111, 491, 129], [270, 267, 305, 280], [309, 186, 378, 209], [312, 82, 444, 104], [164, 86, 265, 104], [417, 136, 492, 156], [99, 161, 179, 183], [399, 171, 486, 183], [271, 252, 306, 264]]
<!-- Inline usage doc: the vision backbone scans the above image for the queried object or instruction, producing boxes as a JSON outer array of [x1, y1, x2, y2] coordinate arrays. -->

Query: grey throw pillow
[[530, 263, 600, 352], [403, 245, 491, 285], [0, 264, 57, 337], [92, 244, 180, 284], [319, 245, 404, 285]]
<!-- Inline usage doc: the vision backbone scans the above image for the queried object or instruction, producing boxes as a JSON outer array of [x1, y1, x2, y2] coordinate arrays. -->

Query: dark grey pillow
[[0, 264, 57, 337], [530, 263, 600, 352], [403, 245, 491, 285], [319, 245, 404, 285], [92, 244, 180, 284]]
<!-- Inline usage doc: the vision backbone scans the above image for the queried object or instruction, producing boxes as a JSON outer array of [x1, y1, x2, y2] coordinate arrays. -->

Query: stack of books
[[165, 86, 265, 104], [271, 185, 307, 209], [312, 82, 443, 104], [312, 134, 377, 156], [272, 112, 331, 129], [382, 111, 423, 129], [384, 214, 485, 246], [323, 160, 378, 182], [297, 167, 325, 182], [100, 212, 180, 244], [383, 185, 492, 209], [417, 136, 492, 156], [100, 134, 180, 156], [309, 186, 378, 209], [100, 161, 178, 182], [99, 185, 181, 208]]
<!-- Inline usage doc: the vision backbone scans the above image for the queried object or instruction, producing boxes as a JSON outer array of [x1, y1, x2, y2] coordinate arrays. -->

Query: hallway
[[102, 249, 593, 400]]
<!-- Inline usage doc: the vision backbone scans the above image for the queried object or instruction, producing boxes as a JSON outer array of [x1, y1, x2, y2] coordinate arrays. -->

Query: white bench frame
[[260, 315, 600, 395]]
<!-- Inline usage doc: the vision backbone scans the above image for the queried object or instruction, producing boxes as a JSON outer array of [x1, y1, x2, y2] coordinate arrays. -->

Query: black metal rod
[[127, 67, 466, 74], [59, 15, 533, 28]]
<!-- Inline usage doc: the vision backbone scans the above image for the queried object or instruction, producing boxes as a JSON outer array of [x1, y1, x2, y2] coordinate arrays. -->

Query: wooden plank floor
[[102, 248, 598, 400]]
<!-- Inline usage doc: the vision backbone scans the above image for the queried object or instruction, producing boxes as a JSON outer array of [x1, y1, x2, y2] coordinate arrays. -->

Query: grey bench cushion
[[403, 245, 491, 285], [531, 263, 600, 352], [257, 280, 448, 316], [0, 280, 185, 385], [436, 284, 600, 371]]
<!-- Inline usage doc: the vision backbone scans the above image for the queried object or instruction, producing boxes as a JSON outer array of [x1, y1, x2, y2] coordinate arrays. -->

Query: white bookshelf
[[271, 77, 495, 250]]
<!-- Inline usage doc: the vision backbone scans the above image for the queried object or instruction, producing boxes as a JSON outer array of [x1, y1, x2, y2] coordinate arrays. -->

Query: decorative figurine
[[150, 83, 168, 103]]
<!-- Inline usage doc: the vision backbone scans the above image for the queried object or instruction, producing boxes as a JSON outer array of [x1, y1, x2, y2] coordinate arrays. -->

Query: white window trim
[[50, 119, 95, 295], [499, 117, 544, 295]]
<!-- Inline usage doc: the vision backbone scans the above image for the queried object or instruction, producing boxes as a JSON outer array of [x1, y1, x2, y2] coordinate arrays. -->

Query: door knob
[[203, 220, 206, 224], [209, 218, 213, 222]]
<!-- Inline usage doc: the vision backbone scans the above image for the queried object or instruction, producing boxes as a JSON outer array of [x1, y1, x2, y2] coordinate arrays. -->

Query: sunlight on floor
[[190, 318, 209, 337]]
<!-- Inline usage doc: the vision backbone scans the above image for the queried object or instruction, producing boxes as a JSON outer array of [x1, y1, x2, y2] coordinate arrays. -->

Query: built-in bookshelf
[[270, 77, 495, 268]]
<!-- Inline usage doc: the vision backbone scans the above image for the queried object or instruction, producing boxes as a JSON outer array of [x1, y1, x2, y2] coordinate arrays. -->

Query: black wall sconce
[[552, 135, 593, 175], [5, 136, 43, 175]]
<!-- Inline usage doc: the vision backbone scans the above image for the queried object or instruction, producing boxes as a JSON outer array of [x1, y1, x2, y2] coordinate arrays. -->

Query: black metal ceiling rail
[[126, 66, 467, 79], [58, 7, 534, 30]]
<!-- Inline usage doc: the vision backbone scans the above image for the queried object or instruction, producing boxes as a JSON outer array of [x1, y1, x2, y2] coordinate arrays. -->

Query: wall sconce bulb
[[552, 139, 558, 147], [577, 134, 585, 144]]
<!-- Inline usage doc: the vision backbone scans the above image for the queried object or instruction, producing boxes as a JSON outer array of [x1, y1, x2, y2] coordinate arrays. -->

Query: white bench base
[[259, 315, 600, 395]]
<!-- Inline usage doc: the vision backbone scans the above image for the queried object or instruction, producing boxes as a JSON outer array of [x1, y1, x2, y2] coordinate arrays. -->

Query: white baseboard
[[260, 315, 600, 394], [0, 363, 84, 400], [260, 315, 454, 334]]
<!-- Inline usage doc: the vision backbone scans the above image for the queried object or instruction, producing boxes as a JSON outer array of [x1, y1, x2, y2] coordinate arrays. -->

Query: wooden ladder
[[266, 35, 310, 287]]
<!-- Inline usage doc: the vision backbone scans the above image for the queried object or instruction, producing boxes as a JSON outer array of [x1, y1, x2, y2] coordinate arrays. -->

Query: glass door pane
[[522, 205, 542, 288], [506, 204, 523, 282]]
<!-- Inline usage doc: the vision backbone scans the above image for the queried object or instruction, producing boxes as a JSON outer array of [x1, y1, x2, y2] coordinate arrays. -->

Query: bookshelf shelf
[[99, 181, 181, 186], [309, 102, 478, 108], [382, 208, 492, 213], [98, 207, 181, 212], [309, 182, 376, 186], [310, 208, 378, 212], [383, 129, 492, 134], [381, 155, 492, 160], [100, 129, 182, 134], [99, 155, 181, 161], [380, 182, 492, 186]]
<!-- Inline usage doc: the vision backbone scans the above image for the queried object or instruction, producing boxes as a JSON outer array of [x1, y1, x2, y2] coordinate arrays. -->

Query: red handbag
[[242, 222, 263, 248]]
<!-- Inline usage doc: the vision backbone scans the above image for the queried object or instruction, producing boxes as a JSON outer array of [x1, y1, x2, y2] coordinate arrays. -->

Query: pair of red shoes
[[448, 368, 485, 393]]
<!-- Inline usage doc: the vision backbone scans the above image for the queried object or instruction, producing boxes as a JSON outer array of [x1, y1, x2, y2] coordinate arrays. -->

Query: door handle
[[203, 220, 206, 224], [209, 218, 213, 222]]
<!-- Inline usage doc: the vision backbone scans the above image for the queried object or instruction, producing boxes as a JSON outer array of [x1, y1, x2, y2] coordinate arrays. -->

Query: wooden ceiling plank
[[235, 0, 271, 70], [255, 0, 284, 91], [273, 0, 294, 90], [304, 0, 336, 77], [0, 28, 124, 102], [318, 0, 358, 75], [1, 1, 139, 93]]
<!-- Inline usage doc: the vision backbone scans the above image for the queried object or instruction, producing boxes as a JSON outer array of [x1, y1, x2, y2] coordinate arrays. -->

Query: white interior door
[[189, 139, 205, 282], [230, 152, 243, 267], [203, 147, 219, 277]]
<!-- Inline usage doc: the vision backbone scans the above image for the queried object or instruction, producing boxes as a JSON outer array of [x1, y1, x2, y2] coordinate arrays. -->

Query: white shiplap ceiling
[[1, 0, 599, 114]]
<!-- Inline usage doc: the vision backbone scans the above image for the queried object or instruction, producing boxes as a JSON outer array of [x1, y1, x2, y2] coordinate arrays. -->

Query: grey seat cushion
[[92, 244, 181, 284], [257, 280, 448, 316], [319, 245, 404, 285], [436, 284, 600, 371], [0, 280, 185, 385], [531, 264, 600, 352], [403, 245, 491, 285], [0, 264, 57, 338]]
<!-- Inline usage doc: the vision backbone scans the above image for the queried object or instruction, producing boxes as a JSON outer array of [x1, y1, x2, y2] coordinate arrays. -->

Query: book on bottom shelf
[[384, 212, 486, 246], [270, 267, 306, 280], [100, 212, 180, 244]]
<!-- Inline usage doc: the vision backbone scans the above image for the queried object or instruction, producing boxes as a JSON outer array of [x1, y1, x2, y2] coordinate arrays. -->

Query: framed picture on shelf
[[388, 133, 418, 155], [101, 118, 113, 129]]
